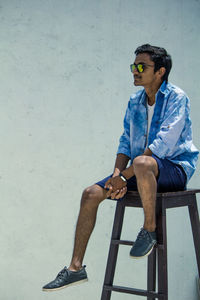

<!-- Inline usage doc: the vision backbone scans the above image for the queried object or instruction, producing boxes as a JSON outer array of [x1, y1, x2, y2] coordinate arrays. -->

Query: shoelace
[[57, 265, 86, 279], [57, 267, 69, 279], [137, 229, 151, 241]]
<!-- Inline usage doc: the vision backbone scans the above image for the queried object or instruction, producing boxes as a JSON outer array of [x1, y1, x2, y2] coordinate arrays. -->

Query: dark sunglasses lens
[[137, 64, 144, 73], [130, 64, 135, 72]]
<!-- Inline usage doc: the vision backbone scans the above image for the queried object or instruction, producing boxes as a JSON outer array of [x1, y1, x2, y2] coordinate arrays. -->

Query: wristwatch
[[119, 173, 127, 182]]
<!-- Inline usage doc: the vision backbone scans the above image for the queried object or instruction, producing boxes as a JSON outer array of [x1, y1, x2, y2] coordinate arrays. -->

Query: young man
[[42, 44, 199, 291]]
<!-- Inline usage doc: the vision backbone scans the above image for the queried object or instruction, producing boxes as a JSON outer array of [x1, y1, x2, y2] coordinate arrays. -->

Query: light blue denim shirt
[[117, 81, 199, 182]]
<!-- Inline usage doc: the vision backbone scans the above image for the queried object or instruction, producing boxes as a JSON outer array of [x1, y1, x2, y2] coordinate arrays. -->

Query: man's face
[[132, 53, 158, 88]]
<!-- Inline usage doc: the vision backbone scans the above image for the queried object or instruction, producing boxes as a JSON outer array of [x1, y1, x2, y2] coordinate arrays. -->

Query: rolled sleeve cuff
[[117, 146, 131, 158], [149, 139, 168, 159]]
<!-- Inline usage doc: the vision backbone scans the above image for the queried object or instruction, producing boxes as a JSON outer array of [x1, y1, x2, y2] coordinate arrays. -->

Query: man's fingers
[[104, 178, 111, 189], [121, 186, 127, 197], [114, 187, 127, 199], [111, 190, 119, 199], [122, 186, 127, 193], [106, 188, 113, 198], [107, 185, 127, 199], [115, 191, 124, 199], [111, 188, 125, 199]]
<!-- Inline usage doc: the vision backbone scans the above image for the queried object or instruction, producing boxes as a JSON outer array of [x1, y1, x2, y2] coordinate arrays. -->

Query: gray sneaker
[[42, 266, 88, 291], [130, 228, 157, 258]]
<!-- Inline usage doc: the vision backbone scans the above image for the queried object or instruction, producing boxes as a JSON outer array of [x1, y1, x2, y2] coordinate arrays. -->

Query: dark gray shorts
[[96, 155, 187, 193]]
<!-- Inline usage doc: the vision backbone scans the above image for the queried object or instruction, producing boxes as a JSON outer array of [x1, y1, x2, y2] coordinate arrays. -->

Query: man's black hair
[[135, 44, 172, 82]]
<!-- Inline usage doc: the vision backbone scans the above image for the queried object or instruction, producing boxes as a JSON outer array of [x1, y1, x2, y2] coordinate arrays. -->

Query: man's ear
[[158, 67, 166, 78]]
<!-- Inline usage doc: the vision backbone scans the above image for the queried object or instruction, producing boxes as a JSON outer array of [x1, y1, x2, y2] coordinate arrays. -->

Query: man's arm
[[112, 153, 130, 177], [148, 93, 187, 158], [116, 100, 131, 159], [105, 99, 131, 198]]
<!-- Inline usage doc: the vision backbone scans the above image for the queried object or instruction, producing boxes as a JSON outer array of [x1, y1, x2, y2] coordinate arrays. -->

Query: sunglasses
[[130, 63, 154, 73]]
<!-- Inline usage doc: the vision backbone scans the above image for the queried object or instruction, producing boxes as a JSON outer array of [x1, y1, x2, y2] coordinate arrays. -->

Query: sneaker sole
[[129, 242, 156, 259], [42, 278, 88, 292]]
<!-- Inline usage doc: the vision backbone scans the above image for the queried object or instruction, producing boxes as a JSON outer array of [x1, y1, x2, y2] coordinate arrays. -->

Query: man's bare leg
[[42, 184, 108, 291], [133, 155, 158, 232], [69, 184, 107, 271]]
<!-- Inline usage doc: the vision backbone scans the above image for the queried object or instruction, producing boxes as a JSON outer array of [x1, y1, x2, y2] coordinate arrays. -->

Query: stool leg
[[188, 194, 200, 277], [147, 247, 156, 300], [101, 201, 125, 300], [157, 201, 168, 300]]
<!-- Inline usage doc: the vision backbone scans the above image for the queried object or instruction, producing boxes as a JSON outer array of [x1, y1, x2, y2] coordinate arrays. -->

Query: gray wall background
[[0, 0, 200, 299]]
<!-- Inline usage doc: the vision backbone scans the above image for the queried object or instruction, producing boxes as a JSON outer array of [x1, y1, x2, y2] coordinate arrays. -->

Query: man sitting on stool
[[43, 44, 199, 292]]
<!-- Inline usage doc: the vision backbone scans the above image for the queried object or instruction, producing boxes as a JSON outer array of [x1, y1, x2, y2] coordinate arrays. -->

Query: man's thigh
[[152, 154, 187, 192]]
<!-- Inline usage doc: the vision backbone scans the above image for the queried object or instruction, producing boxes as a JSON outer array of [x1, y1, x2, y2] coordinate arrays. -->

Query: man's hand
[[109, 186, 127, 200], [105, 176, 127, 197]]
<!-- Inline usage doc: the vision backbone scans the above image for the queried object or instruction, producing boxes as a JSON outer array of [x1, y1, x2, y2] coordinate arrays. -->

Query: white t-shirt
[[146, 102, 155, 148]]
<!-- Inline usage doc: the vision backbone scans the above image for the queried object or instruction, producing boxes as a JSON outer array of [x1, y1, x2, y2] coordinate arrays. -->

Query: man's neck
[[145, 82, 162, 106]]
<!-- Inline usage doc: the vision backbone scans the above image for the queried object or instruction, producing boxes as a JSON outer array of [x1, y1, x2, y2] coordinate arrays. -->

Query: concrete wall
[[0, 0, 199, 299]]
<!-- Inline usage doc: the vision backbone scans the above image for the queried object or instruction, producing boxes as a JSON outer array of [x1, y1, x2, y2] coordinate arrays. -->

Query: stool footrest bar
[[111, 239, 133, 246], [104, 284, 164, 298], [111, 239, 164, 249]]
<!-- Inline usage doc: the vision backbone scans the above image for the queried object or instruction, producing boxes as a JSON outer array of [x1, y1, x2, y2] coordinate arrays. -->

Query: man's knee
[[133, 155, 157, 175], [81, 184, 105, 207]]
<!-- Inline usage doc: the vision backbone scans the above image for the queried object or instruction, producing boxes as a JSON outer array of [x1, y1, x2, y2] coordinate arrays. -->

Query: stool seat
[[101, 189, 200, 300]]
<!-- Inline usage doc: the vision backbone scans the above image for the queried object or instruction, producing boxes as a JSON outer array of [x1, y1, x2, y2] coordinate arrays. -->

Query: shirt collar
[[159, 80, 167, 95], [139, 80, 169, 105]]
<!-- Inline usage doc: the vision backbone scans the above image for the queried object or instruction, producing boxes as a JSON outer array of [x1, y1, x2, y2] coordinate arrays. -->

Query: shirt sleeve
[[149, 92, 187, 158], [117, 100, 131, 158]]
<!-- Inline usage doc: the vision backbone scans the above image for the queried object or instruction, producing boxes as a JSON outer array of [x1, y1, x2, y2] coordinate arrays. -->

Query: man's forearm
[[113, 153, 130, 176], [120, 164, 134, 180]]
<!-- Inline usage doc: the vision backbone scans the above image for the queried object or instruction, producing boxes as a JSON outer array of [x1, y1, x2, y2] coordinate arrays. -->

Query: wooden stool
[[101, 189, 200, 300]]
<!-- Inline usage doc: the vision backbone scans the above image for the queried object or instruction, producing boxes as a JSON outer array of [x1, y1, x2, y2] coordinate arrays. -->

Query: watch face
[[120, 175, 127, 182]]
